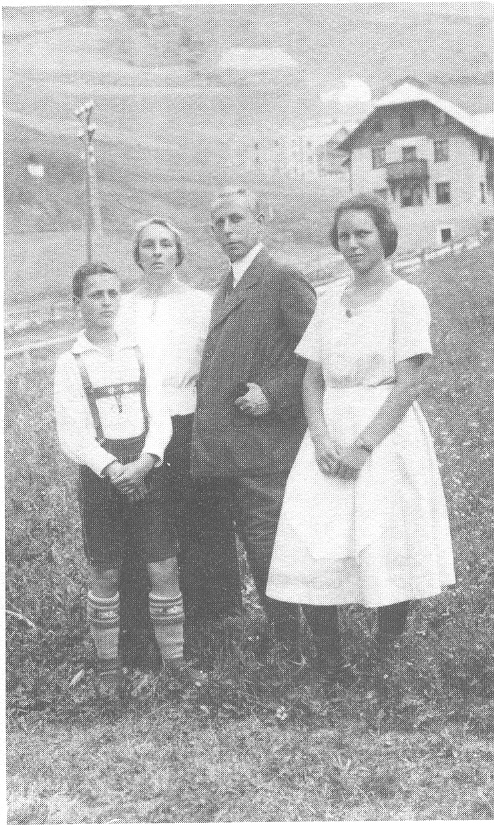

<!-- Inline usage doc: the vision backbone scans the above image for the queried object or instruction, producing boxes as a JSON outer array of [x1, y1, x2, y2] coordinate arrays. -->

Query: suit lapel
[[209, 249, 268, 331]]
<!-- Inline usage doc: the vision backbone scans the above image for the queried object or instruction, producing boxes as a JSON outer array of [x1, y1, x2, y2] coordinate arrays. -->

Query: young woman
[[117, 218, 242, 667], [266, 193, 455, 681]]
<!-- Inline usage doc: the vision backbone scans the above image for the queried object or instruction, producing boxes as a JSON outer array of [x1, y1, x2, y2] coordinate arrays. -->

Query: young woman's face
[[138, 223, 178, 283], [336, 209, 385, 275]]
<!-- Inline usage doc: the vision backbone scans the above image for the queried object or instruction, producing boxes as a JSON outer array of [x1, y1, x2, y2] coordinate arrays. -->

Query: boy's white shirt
[[54, 331, 172, 477]]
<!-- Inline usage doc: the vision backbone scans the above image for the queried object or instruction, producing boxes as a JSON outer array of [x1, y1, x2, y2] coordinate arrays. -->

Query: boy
[[54, 262, 207, 700]]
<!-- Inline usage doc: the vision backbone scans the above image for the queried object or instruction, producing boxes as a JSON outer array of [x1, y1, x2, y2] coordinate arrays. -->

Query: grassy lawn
[[5, 242, 494, 822]]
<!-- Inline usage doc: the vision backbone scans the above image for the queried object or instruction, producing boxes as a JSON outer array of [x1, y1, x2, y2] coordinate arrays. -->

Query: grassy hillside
[[6, 241, 494, 821]]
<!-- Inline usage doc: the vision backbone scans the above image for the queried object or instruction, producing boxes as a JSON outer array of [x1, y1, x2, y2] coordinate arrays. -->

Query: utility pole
[[75, 100, 103, 263]]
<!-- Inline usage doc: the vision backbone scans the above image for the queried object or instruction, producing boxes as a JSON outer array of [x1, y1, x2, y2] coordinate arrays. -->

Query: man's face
[[210, 195, 264, 262]]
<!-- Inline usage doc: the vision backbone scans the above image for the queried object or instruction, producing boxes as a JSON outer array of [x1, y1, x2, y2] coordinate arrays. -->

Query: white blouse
[[116, 286, 212, 416], [296, 277, 432, 388]]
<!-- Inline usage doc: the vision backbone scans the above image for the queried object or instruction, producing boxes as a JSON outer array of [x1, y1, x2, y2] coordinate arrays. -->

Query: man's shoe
[[165, 659, 209, 688]]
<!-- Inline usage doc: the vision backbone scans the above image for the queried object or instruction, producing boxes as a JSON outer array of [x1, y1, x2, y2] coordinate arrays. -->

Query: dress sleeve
[[394, 284, 432, 363], [294, 299, 325, 363]]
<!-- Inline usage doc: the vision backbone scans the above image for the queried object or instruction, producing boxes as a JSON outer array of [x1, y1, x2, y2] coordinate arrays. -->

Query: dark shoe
[[374, 633, 401, 666], [165, 659, 209, 688], [314, 652, 353, 686]]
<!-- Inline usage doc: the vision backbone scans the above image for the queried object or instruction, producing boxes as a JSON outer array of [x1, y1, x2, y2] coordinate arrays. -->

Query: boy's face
[[76, 274, 121, 330]]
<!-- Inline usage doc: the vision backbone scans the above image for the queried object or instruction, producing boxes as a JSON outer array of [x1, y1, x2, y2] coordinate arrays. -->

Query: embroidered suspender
[[73, 345, 149, 444]]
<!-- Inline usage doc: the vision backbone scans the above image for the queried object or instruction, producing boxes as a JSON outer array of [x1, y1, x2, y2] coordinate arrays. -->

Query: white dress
[[266, 278, 455, 608], [116, 286, 212, 416]]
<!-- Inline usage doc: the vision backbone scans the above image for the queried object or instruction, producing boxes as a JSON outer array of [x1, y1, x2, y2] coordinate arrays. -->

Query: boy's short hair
[[330, 192, 398, 259], [72, 262, 118, 299]]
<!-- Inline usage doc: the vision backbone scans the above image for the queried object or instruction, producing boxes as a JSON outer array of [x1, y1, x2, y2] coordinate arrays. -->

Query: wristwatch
[[355, 437, 374, 454]]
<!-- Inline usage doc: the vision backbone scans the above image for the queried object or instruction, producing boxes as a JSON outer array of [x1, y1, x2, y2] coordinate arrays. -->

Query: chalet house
[[337, 79, 494, 252]]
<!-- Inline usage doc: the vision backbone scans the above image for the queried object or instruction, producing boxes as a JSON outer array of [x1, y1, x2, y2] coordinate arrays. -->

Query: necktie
[[223, 268, 234, 302]]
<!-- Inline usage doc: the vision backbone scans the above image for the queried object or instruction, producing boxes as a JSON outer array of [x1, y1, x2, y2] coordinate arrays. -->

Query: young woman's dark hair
[[330, 193, 398, 259], [72, 262, 117, 299]]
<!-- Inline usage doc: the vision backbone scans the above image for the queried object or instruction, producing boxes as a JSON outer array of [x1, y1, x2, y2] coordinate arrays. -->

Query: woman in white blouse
[[117, 218, 242, 665], [266, 194, 455, 684]]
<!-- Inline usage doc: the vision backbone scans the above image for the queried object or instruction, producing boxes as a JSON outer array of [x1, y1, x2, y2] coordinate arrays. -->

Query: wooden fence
[[4, 231, 488, 368]]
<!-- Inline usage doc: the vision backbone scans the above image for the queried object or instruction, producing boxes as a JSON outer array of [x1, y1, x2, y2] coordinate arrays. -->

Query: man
[[191, 186, 316, 659]]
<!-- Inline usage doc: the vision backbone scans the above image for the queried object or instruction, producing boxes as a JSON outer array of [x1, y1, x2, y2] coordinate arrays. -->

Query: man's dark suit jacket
[[191, 248, 317, 478]]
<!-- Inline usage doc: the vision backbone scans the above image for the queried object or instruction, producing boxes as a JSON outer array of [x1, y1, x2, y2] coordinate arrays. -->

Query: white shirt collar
[[72, 330, 137, 355], [231, 242, 264, 286]]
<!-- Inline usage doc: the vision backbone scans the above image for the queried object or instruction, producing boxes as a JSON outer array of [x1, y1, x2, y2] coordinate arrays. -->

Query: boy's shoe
[[95, 658, 124, 702], [165, 659, 209, 688]]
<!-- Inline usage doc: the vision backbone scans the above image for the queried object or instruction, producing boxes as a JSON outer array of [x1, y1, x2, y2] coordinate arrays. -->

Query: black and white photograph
[[4, 3, 494, 821]]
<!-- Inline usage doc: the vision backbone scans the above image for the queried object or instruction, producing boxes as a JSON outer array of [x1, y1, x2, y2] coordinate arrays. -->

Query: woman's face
[[336, 209, 385, 275], [138, 223, 178, 284]]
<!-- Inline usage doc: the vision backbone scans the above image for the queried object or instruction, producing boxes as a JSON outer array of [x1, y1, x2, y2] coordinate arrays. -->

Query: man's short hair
[[330, 192, 398, 259], [72, 262, 118, 299], [210, 186, 262, 217], [132, 217, 185, 270]]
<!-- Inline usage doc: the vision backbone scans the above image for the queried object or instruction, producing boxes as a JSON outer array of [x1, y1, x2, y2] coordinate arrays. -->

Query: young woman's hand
[[335, 445, 369, 479], [312, 434, 341, 476]]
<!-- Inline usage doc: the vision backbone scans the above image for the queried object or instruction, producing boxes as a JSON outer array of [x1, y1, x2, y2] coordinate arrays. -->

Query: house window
[[436, 181, 451, 204], [307, 141, 312, 148], [307, 155, 314, 163], [374, 114, 384, 134], [372, 147, 386, 169], [433, 109, 447, 127], [254, 142, 259, 151], [402, 146, 417, 161], [440, 227, 452, 243], [274, 140, 279, 147], [434, 140, 449, 162], [480, 181, 486, 203], [400, 183, 423, 207], [400, 106, 416, 130], [374, 188, 388, 202]]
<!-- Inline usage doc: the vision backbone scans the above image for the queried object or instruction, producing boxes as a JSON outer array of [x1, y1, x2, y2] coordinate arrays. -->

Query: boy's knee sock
[[149, 593, 184, 663], [87, 591, 120, 663]]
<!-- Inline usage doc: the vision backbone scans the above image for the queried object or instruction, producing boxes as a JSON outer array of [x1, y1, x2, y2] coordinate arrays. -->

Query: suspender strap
[[133, 345, 150, 435], [73, 346, 150, 443], [73, 353, 106, 444]]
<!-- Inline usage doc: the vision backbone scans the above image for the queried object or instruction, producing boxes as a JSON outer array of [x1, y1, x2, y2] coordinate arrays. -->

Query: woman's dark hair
[[132, 218, 185, 270], [330, 193, 398, 258], [72, 262, 117, 299]]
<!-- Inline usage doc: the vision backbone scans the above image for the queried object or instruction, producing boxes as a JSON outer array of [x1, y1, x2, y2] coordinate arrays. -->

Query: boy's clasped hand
[[104, 453, 156, 500]]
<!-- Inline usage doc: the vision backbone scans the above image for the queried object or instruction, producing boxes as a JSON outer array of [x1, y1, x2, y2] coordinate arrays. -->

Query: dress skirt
[[266, 385, 455, 608]]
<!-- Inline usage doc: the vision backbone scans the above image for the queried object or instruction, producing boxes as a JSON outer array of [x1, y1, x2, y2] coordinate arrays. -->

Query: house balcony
[[386, 158, 429, 182], [386, 158, 429, 196]]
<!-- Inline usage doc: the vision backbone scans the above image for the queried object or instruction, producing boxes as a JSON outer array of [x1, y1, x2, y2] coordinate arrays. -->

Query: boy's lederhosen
[[74, 346, 178, 571]]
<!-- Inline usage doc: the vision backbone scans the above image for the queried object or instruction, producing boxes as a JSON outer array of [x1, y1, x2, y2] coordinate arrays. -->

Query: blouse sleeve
[[394, 284, 432, 363], [294, 298, 326, 363]]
